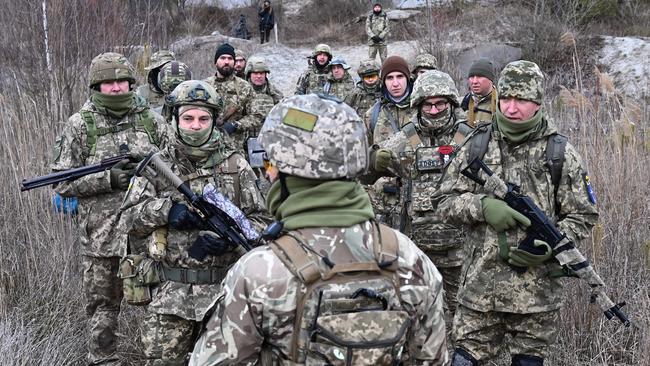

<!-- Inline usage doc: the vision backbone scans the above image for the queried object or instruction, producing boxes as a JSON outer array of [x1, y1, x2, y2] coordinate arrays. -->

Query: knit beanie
[[468, 58, 495, 82], [498, 60, 544, 105], [214, 43, 236, 63], [380, 56, 410, 81]]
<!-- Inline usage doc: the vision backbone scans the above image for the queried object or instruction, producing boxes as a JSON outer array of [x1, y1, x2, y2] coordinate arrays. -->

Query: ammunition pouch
[[411, 217, 464, 252], [161, 265, 228, 285], [118, 254, 161, 306]]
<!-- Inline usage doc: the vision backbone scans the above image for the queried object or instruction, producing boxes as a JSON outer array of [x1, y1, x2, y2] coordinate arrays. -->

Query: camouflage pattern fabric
[[366, 11, 389, 46], [136, 84, 166, 110], [88, 52, 136, 87], [204, 73, 265, 151], [498, 60, 544, 104], [324, 71, 356, 101], [158, 61, 192, 94], [464, 85, 497, 128], [141, 313, 196, 366], [51, 94, 166, 365], [412, 53, 438, 74], [410, 70, 460, 108], [189, 221, 448, 365], [146, 50, 175, 71], [452, 305, 559, 361], [368, 97, 416, 145], [368, 44, 387, 63], [345, 82, 382, 125], [249, 81, 284, 118], [294, 63, 331, 95]]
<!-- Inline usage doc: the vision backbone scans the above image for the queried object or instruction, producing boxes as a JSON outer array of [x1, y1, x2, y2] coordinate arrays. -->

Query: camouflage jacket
[[432, 117, 599, 313], [136, 84, 166, 110], [189, 220, 448, 365], [366, 11, 390, 45], [324, 72, 356, 102], [462, 86, 497, 128], [119, 147, 268, 321], [376, 113, 473, 267], [51, 97, 166, 257], [204, 74, 265, 150], [294, 64, 331, 95], [367, 94, 417, 145], [345, 82, 382, 121], [250, 81, 284, 118]]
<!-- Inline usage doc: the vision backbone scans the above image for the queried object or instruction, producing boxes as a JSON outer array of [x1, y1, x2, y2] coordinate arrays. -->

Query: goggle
[[362, 74, 379, 83]]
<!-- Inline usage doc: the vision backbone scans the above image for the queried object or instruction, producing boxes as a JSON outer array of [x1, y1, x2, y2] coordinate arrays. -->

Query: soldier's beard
[[217, 65, 233, 78]]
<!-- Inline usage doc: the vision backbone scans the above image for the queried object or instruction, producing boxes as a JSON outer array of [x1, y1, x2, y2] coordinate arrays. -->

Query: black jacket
[[258, 6, 274, 31]]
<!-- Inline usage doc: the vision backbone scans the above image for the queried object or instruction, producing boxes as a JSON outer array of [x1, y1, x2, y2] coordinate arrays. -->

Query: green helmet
[[166, 80, 223, 115], [146, 50, 175, 71], [411, 53, 438, 73], [158, 61, 192, 94], [88, 52, 136, 88], [357, 59, 380, 76], [498, 60, 544, 104], [311, 43, 332, 59], [245, 57, 270, 78], [410, 70, 460, 108], [258, 94, 368, 180]]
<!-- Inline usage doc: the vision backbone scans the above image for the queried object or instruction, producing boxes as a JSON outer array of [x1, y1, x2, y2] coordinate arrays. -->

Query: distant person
[[258, 0, 274, 44], [234, 49, 247, 79], [346, 59, 382, 120], [294, 43, 332, 95], [460, 57, 497, 127], [366, 2, 390, 63], [136, 50, 175, 110], [233, 14, 252, 40], [411, 52, 438, 81], [245, 56, 283, 117], [324, 56, 355, 101]]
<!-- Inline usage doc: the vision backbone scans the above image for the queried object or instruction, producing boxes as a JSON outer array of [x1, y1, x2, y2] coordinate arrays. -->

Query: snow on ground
[[599, 36, 650, 98]]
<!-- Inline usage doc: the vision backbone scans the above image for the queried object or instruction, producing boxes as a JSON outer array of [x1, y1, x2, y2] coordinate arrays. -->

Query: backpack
[[80, 108, 159, 156], [269, 224, 412, 365]]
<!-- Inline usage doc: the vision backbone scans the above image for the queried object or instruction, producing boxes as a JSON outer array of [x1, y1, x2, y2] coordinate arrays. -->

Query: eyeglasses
[[421, 100, 449, 112]]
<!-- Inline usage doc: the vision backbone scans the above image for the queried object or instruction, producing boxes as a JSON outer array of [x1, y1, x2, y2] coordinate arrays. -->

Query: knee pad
[[451, 348, 479, 366], [512, 354, 544, 366]]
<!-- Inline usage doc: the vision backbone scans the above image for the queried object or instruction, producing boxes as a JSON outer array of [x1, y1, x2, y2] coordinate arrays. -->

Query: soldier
[[371, 70, 473, 341], [324, 56, 355, 101], [136, 49, 175, 110], [258, 0, 274, 44], [245, 56, 283, 117], [460, 57, 497, 128], [120, 80, 268, 366], [234, 49, 247, 79], [156, 60, 192, 118], [433, 61, 599, 366], [204, 43, 265, 152], [189, 93, 448, 366], [50, 52, 166, 366], [411, 52, 438, 81], [346, 59, 382, 126], [294, 43, 332, 95], [366, 2, 390, 63]]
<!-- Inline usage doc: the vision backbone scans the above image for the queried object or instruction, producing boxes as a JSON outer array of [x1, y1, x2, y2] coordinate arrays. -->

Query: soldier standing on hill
[[136, 50, 176, 110], [294, 43, 332, 95], [258, 0, 274, 44], [461, 57, 498, 128], [50, 52, 166, 366], [366, 2, 390, 63]]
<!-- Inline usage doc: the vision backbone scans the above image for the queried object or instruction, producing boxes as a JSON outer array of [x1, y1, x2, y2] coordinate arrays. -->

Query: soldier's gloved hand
[[371, 36, 382, 43], [222, 121, 239, 135], [167, 202, 204, 230], [372, 148, 395, 173], [110, 159, 136, 190], [508, 240, 553, 267], [188, 231, 231, 260], [481, 197, 531, 232]]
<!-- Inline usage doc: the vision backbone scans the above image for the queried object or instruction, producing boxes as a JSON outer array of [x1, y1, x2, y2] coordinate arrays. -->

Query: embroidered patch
[[582, 172, 597, 205]]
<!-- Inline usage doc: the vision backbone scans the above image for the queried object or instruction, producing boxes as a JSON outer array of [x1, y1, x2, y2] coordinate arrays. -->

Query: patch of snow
[[599, 36, 650, 97]]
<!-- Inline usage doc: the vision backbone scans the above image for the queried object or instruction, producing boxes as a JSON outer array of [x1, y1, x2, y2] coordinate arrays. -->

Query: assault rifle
[[461, 157, 630, 327], [21, 154, 132, 191], [135, 152, 259, 254]]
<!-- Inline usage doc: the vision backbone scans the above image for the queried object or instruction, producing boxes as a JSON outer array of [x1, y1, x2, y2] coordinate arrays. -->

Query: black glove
[[109, 159, 136, 190], [371, 36, 382, 43], [167, 202, 204, 230], [188, 231, 231, 260], [222, 121, 239, 135]]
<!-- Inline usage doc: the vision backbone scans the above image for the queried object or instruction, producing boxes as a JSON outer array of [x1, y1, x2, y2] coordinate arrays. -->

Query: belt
[[161, 266, 227, 285]]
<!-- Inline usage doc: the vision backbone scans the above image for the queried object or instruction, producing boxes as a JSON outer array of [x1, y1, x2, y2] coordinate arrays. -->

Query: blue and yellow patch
[[582, 172, 597, 205]]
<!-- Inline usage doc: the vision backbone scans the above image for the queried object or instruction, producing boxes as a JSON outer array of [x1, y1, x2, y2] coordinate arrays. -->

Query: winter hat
[[468, 58, 496, 82], [498, 60, 544, 104], [380, 55, 410, 81], [214, 43, 236, 63]]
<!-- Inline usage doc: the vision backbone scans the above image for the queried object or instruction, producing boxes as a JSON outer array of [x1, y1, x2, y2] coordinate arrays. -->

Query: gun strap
[[369, 100, 382, 134], [81, 109, 159, 156]]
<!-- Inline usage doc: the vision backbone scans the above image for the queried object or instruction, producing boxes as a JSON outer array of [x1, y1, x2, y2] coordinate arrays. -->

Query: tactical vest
[[268, 223, 412, 365], [80, 109, 159, 156]]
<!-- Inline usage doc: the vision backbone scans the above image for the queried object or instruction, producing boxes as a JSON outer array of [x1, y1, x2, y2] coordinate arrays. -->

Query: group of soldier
[[46, 2, 600, 366]]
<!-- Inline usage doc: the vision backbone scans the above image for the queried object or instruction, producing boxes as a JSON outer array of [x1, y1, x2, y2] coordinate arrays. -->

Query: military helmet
[[410, 70, 460, 108], [312, 43, 332, 58], [498, 60, 544, 104], [357, 59, 380, 76], [234, 49, 247, 60], [329, 56, 351, 70], [88, 52, 136, 88], [411, 53, 438, 73], [166, 80, 223, 115], [258, 94, 368, 180], [146, 50, 175, 71], [245, 56, 270, 77], [158, 61, 192, 94]]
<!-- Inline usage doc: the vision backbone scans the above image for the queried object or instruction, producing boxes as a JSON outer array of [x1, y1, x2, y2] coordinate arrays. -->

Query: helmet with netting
[[410, 70, 460, 108], [311, 43, 332, 58], [411, 53, 438, 73], [146, 50, 175, 71], [258, 94, 368, 179], [245, 57, 270, 78], [166, 80, 223, 116], [88, 52, 136, 88], [158, 61, 192, 94], [357, 59, 380, 76]]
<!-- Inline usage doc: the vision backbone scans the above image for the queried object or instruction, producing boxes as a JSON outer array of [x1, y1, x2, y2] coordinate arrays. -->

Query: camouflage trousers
[[142, 312, 201, 366], [83, 256, 123, 365], [452, 305, 559, 361], [368, 44, 387, 63], [426, 262, 461, 343]]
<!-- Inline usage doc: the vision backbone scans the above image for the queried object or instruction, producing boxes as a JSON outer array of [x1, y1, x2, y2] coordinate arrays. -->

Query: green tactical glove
[[508, 240, 553, 267], [481, 197, 531, 232], [110, 159, 136, 191], [373, 148, 394, 173]]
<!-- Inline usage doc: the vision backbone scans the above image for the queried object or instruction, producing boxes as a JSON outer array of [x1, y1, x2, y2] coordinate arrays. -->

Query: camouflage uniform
[[120, 81, 268, 366], [366, 8, 389, 62], [245, 57, 284, 118], [294, 44, 332, 95], [156, 60, 192, 118], [346, 59, 382, 119], [189, 94, 448, 366], [462, 85, 498, 128], [51, 52, 166, 366], [411, 53, 438, 81], [324, 71, 356, 102], [433, 61, 598, 364], [136, 50, 175, 110], [234, 48, 247, 79]]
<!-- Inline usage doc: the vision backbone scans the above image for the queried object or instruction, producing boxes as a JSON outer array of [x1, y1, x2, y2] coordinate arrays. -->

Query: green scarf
[[91, 91, 135, 119], [495, 108, 544, 144], [171, 128, 232, 168], [266, 176, 375, 230]]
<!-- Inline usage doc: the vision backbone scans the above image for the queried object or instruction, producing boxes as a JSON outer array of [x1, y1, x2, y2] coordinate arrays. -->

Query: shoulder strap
[[369, 100, 382, 134], [80, 110, 97, 156], [546, 133, 568, 197], [269, 234, 321, 285], [137, 108, 160, 147], [460, 93, 471, 111], [468, 122, 493, 175], [376, 223, 399, 270]]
